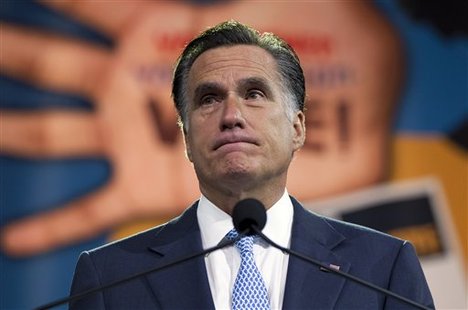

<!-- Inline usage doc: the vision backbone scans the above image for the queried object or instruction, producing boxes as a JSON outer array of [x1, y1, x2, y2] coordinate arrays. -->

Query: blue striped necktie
[[226, 229, 271, 310]]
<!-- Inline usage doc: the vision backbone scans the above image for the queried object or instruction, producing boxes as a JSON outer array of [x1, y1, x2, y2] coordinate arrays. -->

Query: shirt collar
[[197, 190, 294, 250]]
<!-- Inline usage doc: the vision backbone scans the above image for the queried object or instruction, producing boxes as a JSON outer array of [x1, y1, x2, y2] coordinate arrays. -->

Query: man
[[70, 20, 433, 309]]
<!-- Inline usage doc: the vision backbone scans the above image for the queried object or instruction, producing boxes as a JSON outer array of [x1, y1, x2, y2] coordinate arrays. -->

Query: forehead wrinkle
[[197, 55, 273, 71], [193, 62, 276, 82], [189, 63, 278, 95], [190, 46, 277, 79]]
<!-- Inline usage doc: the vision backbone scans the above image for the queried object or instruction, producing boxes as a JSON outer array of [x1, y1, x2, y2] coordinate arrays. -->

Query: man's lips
[[212, 134, 259, 150]]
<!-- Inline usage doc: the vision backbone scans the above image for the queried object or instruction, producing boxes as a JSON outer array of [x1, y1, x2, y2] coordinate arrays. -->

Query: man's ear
[[292, 111, 306, 151]]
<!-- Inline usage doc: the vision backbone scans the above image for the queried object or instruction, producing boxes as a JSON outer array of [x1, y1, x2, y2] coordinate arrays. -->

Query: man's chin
[[219, 159, 258, 177], [208, 167, 258, 187], [220, 169, 255, 181]]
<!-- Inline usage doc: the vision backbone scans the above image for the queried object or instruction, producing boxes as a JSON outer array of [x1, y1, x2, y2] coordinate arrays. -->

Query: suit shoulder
[[302, 206, 406, 247], [87, 204, 196, 257], [291, 197, 401, 244], [320, 212, 408, 250], [307, 210, 415, 270], [87, 221, 166, 256]]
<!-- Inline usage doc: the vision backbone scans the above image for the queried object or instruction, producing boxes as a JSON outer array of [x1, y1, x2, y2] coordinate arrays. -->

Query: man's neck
[[199, 182, 287, 215]]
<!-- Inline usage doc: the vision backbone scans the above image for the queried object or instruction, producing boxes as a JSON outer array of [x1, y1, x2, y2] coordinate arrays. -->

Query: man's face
[[184, 45, 305, 196]]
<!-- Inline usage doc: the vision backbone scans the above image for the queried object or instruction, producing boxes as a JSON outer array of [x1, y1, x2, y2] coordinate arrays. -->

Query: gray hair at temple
[[171, 20, 306, 132]]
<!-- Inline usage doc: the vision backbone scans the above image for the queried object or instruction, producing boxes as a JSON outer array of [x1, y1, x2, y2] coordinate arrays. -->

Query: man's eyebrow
[[193, 77, 274, 100], [237, 77, 273, 94], [193, 82, 224, 100]]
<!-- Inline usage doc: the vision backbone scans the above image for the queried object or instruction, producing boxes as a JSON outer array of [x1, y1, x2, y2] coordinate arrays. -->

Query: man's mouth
[[213, 135, 258, 150]]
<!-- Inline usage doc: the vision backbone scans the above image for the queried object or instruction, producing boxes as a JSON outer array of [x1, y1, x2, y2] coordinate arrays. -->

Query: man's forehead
[[188, 45, 278, 87]]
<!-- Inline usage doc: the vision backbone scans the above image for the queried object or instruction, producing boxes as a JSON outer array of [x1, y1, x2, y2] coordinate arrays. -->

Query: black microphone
[[35, 233, 240, 310], [233, 198, 267, 235], [232, 198, 432, 310]]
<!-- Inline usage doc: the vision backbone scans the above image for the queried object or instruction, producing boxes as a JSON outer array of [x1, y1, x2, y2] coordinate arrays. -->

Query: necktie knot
[[226, 229, 256, 255]]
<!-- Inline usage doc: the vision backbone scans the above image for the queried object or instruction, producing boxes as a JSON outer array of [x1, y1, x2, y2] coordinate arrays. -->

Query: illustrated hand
[[1, 1, 402, 257], [0, 1, 200, 256]]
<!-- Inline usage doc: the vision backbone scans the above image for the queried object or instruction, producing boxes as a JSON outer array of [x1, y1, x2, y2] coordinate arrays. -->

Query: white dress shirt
[[197, 190, 293, 310]]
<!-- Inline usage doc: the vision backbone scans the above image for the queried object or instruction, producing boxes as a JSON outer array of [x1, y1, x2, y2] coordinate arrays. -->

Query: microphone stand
[[251, 226, 432, 310], [35, 238, 238, 310]]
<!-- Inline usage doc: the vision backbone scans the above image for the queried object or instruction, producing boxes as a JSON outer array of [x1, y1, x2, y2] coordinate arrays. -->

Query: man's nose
[[219, 94, 246, 130]]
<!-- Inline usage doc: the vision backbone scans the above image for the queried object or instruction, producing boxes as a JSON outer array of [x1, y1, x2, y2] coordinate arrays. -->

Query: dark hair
[[172, 20, 305, 130]]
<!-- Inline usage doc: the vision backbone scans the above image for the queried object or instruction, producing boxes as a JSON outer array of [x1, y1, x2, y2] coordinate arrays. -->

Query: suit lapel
[[283, 198, 351, 309], [146, 203, 215, 309]]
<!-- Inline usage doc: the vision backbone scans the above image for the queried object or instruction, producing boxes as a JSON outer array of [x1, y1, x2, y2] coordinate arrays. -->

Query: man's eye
[[200, 95, 219, 105], [245, 90, 265, 100]]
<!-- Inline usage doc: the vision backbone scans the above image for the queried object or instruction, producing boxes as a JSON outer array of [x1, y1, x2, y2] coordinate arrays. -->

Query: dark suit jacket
[[70, 197, 434, 309]]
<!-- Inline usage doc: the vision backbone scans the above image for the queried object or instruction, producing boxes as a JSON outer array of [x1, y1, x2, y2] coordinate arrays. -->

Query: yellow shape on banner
[[390, 135, 467, 265]]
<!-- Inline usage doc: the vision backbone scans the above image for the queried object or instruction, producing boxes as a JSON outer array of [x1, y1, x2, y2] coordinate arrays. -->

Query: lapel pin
[[320, 263, 340, 272]]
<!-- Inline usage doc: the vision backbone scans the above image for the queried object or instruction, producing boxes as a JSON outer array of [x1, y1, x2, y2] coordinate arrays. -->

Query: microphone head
[[232, 198, 267, 235]]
